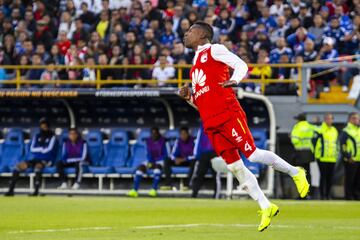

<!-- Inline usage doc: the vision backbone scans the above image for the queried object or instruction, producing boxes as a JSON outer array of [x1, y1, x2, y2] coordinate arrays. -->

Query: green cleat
[[293, 167, 310, 198], [148, 189, 157, 197], [258, 203, 280, 232], [127, 189, 138, 198]]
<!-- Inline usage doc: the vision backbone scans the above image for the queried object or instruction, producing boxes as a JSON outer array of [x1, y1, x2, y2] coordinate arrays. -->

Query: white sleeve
[[210, 44, 248, 83], [152, 68, 158, 79]]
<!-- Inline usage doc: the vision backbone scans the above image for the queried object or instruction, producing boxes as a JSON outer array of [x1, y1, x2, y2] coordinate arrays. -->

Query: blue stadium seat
[[243, 128, 268, 176], [191, 128, 199, 138], [60, 129, 69, 141], [42, 166, 57, 174], [0, 129, 25, 172], [252, 128, 267, 149], [105, 129, 129, 167], [171, 166, 190, 174], [87, 130, 108, 174], [23, 141, 33, 161], [0, 142, 2, 171], [86, 130, 104, 165], [53, 129, 68, 163], [165, 129, 179, 148], [115, 129, 150, 174]]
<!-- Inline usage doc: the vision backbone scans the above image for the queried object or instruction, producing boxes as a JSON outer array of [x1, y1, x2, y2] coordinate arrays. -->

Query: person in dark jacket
[[163, 127, 195, 189], [191, 125, 221, 199], [5, 118, 57, 196], [127, 127, 169, 198], [32, 19, 53, 52], [340, 112, 360, 200], [57, 128, 87, 190]]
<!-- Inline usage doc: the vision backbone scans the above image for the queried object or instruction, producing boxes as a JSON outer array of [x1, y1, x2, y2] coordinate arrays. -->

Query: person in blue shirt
[[57, 128, 88, 190], [324, 16, 349, 54], [314, 37, 339, 93], [5, 118, 58, 196], [334, 5, 352, 33], [26, 53, 44, 81], [191, 126, 221, 199], [0, 67, 7, 87], [287, 27, 315, 55], [127, 127, 169, 198], [163, 127, 195, 189], [269, 37, 293, 63], [159, 20, 176, 48], [299, 39, 317, 62], [192, 0, 208, 8], [257, 6, 277, 32], [214, 8, 235, 36]]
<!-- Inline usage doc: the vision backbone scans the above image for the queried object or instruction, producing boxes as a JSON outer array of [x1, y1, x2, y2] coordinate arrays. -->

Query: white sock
[[248, 149, 299, 177], [227, 160, 271, 210]]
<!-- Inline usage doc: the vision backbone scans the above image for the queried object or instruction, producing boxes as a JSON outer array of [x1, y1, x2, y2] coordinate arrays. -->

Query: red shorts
[[204, 109, 256, 162]]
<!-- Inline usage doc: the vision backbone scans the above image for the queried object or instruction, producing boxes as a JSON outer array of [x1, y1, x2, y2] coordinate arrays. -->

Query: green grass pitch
[[0, 196, 359, 240]]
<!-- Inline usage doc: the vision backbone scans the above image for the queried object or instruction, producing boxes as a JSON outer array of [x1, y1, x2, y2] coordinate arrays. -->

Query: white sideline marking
[[8, 227, 113, 234], [278, 201, 356, 206], [135, 223, 263, 229], [135, 224, 360, 231]]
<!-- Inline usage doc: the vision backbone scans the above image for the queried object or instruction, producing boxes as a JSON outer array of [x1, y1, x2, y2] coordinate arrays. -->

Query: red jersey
[[57, 40, 71, 56], [190, 44, 248, 126]]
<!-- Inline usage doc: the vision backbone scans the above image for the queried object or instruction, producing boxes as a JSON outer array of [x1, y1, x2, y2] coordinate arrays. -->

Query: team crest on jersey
[[200, 53, 208, 63], [192, 68, 209, 100]]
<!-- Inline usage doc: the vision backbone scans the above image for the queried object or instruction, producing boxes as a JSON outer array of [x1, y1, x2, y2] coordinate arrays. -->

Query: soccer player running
[[179, 21, 310, 232]]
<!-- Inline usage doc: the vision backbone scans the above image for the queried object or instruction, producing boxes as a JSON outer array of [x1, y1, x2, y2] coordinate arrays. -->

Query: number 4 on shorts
[[232, 128, 238, 137], [245, 141, 252, 152]]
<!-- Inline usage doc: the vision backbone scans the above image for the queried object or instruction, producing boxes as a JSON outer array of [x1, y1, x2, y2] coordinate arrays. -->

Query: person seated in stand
[[5, 118, 57, 196], [162, 127, 195, 190], [57, 128, 88, 190], [127, 127, 169, 198]]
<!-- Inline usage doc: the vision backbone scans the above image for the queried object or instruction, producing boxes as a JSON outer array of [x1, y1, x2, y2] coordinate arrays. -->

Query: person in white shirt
[[270, 0, 284, 16], [152, 55, 175, 87], [270, 15, 288, 43], [58, 11, 76, 40]]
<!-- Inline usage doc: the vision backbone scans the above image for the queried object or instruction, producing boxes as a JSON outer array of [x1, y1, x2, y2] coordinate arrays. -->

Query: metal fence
[[0, 63, 302, 94]]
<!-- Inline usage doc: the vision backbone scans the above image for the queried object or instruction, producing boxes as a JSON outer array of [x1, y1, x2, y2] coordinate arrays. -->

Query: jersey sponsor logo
[[194, 86, 209, 100], [200, 53, 208, 63], [192, 68, 209, 100]]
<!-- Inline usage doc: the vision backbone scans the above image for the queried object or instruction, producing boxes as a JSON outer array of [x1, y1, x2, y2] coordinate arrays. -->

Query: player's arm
[[339, 131, 352, 162], [178, 83, 198, 110], [211, 44, 249, 88], [146, 142, 155, 163]]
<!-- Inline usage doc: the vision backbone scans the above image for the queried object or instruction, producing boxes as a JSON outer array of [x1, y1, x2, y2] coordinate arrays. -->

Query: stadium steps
[[308, 86, 355, 105]]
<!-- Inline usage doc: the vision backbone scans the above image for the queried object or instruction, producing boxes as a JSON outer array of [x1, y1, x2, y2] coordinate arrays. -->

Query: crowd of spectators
[[0, 0, 359, 93]]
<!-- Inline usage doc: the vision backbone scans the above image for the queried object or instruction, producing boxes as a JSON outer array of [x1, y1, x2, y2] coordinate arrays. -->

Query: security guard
[[291, 113, 316, 183], [313, 113, 338, 200], [340, 112, 360, 200]]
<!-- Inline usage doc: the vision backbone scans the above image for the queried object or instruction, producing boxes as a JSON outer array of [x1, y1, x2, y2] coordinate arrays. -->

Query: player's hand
[[175, 158, 186, 165], [219, 80, 238, 88], [178, 83, 191, 101]]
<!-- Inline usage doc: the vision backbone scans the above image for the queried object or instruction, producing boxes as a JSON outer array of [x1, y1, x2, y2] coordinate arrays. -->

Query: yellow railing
[[0, 64, 302, 95]]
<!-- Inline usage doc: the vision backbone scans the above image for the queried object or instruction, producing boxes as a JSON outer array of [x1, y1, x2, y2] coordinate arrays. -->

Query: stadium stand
[[0, 0, 358, 97]]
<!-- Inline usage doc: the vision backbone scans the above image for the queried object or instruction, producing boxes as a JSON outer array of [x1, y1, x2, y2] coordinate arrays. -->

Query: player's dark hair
[[39, 117, 50, 127], [69, 127, 78, 132], [151, 127, 160, 133], [193, 21, 214, 42], [180, 127, 189, 133], [348, 112, 359, 121]]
